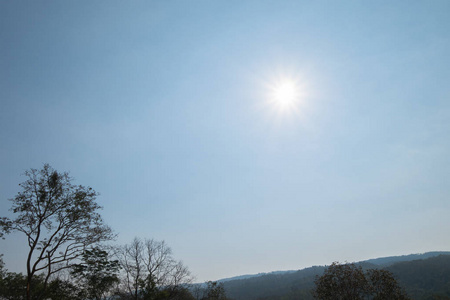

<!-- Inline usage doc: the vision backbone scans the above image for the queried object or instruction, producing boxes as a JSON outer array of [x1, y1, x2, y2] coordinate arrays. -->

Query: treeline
[[0, 254, 228, 300], [0, 164, 229, 300]]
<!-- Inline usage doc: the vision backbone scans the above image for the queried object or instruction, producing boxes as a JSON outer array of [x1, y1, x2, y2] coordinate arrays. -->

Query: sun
[[274, 81, 297, 105], [269, 78, 301, 111]]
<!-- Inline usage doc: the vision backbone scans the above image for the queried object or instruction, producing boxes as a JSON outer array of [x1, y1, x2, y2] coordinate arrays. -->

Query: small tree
[[0, 164, 114, 300], [71, 247, 120, 300], [312, 262, 410, 300], [202, 281, 228, 300]]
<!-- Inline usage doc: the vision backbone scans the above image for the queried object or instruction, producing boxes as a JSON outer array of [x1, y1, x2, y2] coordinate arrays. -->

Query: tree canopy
[[71, 247, 120, 300], [312, 262, 410, 300], [0, 164, 114, 300]]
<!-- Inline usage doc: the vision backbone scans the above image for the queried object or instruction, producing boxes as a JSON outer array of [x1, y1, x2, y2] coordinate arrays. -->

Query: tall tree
[[0, 164, 114, 300]]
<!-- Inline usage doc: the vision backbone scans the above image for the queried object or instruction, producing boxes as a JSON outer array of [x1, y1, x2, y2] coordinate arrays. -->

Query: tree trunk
[[26, 276, 31, 300]]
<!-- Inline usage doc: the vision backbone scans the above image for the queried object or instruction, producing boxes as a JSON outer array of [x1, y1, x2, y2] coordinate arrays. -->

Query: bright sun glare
[[269, 78, 302, 111], [274, 81, 296, 105]]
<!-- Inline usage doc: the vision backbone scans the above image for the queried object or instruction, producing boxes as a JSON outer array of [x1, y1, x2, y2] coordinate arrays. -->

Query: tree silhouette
[[0, 164, 114, 300], [313, 262, 409, 300]]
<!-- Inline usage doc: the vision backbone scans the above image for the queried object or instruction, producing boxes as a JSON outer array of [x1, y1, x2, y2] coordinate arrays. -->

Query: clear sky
[[1, 1, 450, 282]]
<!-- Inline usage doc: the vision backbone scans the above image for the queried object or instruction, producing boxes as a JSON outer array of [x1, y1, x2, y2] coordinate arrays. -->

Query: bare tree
[[116, 237, 144, 299], [116, 237, 193, 299], [0, 164, 114, 300]]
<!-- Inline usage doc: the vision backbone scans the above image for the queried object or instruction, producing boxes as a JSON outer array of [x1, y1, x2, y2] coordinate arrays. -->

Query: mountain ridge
[[218, 251, 450, 300], [216, 251, 450, 283]]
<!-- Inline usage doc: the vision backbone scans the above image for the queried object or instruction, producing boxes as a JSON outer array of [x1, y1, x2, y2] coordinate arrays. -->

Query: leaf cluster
[[71, 247, 120, 300], [202, 281, 229, 300], [312, 262, 410, 300]]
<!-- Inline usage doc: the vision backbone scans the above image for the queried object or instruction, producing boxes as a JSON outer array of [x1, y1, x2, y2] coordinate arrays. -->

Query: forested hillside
[[366, 252, 450, 267], [388, 255, 450, 299], [222, 254, 450, 300], [223, 266, 324, 300]]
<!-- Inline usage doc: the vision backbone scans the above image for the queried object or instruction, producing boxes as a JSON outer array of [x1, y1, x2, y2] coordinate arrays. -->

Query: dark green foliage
[[312, 262, 369, 300], [202, 281, 228, 300], [137, 275, 173, 300], [71, 247, 120, 300], [365, 252, 450, 267], [223, 266, 324, 300], [221, 255, 450, 300], [138, 274, 160, 300], [0, 272, 83, 300], [0, 255, 81, 300], [0, 269, 28, 300], [0, 270, 54, 300], [0, 255, 30, 299], [366, 269, 410, 299], [136, 286, 196, 300], [173, 288, 196, 300], [387, 255, 450, 299], [45, 278, 82, 300], [312, 262, 409, 300]]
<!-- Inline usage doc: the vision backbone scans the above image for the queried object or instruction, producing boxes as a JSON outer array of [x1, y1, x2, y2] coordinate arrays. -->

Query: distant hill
[[218, 270, 297, 283], [220, 251, 450, 300], [223, 265, 324, 300], [365, 251, 450, 266], [387, 254, 450, 299]]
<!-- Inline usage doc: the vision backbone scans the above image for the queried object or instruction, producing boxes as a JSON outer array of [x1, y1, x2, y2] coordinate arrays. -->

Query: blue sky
[[1, 1, 450, 282]]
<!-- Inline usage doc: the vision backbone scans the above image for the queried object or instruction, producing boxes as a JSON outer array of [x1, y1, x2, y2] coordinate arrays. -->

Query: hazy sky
[[1, 1, 450, 282]]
